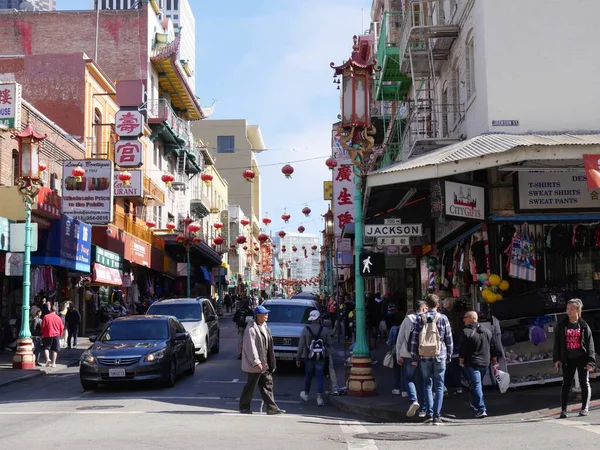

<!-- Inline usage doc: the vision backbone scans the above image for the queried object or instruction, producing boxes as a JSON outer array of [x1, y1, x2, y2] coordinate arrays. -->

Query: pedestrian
[[233, 299, 254, 359], [224, 293, 232, 313], [410, 294, 453, 425], [396, 300, 427, 418], [387, 312, 405, 396], [459, 311, 497, 418], [40, 297, 50, 318], [296, 309, 332, 407], [65, 303, 81, 349], [41, 303, 65, 368], [59, 303, 68, 348], [553, 298, 596, 418], [239, 305, 285, 415], [30, 309, 43, 366]]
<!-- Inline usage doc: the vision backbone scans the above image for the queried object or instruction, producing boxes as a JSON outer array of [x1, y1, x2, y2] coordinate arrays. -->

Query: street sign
[[377, 237, 409, 246], [364, 224, 422, 237], [384, 218, 402, 225], [359, 252, 385, 277]]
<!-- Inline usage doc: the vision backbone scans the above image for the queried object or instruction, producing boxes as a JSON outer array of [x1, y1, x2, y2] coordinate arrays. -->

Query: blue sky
[[58, 0, 371, 237]]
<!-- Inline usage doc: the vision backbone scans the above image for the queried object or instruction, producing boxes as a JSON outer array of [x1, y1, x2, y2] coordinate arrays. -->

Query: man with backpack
[[410, 294, 454, 425], [296, 309, 332, 407], [233, 299, 254, 360]]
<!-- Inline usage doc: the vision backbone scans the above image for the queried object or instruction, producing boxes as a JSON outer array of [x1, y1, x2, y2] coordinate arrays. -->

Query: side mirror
[[175, 332, 189, 341], [206, 314, 217, 322], [89, 335, 97, 342]]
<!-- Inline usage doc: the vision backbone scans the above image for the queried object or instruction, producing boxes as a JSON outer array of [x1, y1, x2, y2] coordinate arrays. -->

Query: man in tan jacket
[[239, 305, 285, 415]]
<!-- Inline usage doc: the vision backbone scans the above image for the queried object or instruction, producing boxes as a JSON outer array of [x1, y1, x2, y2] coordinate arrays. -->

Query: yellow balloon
[[499, 280, 510, 291], [495, 293, 503, 301], [482, 289, 491, 300], [487, 294, 497, 304], [489, 274, 501, 286]]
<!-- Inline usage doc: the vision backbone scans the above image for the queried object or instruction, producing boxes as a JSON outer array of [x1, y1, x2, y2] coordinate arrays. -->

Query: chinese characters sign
[[114, 170, 143, 197], [115, 110, 143, 137], [0, 82, 21, 129], [115, 140, 143, 167], [261, 243, 273, 274], [35, 187, 61, 219], [332, 164, 355, 237]]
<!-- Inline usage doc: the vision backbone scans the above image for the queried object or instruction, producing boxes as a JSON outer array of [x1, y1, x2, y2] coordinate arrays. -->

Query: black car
[[79, 315, 196, 390]]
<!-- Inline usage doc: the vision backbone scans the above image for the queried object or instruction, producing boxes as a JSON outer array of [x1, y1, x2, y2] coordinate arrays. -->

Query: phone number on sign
[[71, 214, 111, 223]]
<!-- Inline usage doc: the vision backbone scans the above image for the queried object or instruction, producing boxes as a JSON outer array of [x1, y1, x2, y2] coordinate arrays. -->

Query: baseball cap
[[308, 310, 321, 321], [254, 305, 270, 315]]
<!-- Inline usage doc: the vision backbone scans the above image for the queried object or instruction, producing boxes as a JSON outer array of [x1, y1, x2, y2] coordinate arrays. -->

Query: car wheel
[[198, 338, 209, 363], [211, 332, 220, 354], [80, 378, 97, 391], [187, 350, 196, 376], [164, 358, 177, 387]]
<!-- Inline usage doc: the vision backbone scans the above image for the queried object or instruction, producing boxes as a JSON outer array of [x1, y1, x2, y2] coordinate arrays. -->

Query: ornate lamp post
[[12, 123, 47, 370], [323, 206, 335, 299], [331, 35, 378, 396]]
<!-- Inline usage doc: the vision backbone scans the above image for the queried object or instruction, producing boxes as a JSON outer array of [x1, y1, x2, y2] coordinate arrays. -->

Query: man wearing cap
[[239, 305, 285, 415], [296, 309, 332, 406]]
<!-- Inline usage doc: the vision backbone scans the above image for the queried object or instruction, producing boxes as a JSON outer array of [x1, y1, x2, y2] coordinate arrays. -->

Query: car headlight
[[145, 349, 166, 362], [81, 350, 95, 364], [190, 327, 202, 336]]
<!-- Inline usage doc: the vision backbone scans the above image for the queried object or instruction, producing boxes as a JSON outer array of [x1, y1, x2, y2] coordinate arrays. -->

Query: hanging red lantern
[[243, 169, 255, 182], [166, 222, 176, 233], [240, 217, 250, 227], [161, 172, 175, 187], [236, 235, 247, 245], [71, 165, 85, 183], [278, 230, 286, 238], [118, 170, 132, 186], [281, 212, 291, 223], [325, 157, 338, 170], [281, 164, 294, 179], [262, 217, 272, 226], [176, 236, 185, 244], [243, 245, 248, 251], [201, 172, 213, 184], [298, 225, 305, 233], [187, 222, 201, 233], [213, 222, 223, 230], [213, 236, 224, 246], [38, 161, 47, 177], [311, 245, 318, 250], [281, 246, 287, 253], [254, 246, 259, 252], [302, 207, 311, 217], [258, 233, 269, 243], [292, 246, 298, 252], [229, 244, 236, 249], [193, 237, 202, 244], [145, 220, 156, 229]]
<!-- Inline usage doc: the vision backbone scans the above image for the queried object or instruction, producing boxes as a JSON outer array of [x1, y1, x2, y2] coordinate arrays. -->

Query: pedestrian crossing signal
[[359, 252, 385, 277]]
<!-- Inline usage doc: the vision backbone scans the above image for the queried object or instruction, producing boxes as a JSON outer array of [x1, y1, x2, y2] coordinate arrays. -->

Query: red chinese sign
[[115, 110, 143, 137], [332, 164, 355, 236], [0, 88, 12, 104], [583, 154, 600, 190], [261, 243, 273, 274], [35, 187, 61, 219], [115, 140, 143, 167]]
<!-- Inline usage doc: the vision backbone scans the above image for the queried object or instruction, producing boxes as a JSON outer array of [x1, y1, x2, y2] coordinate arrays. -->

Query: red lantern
[[311, 245, 318, 250], [243, 169, 255, 182], [38, 161, 47, 177], [213, 236, 224, 246], [281, 212, 291, 223], [229, 244, 236, 249], [118, 170, 132, 186], [188, 222, 201, 233], [262, 217, 272, 226], [302, 207, 311, 217], [281, 246, 287, 253], [201, 172, 213, 184], [258, 233, 269, 243], [278, 230, 286, 238], [176, 236, 185, 244], [161, 172, 175, 187], [298, 225, 305, 233], [292, 246, 298, 252], [243, 245, 248, 251], [240, 217, 250, 227], [193, 237, 202, 244], [145, 220, 156, 229], [213, 222, 223, 230], [281, 164, 294, 179], [254, 246, 259, 252], [325, 157, 337, 170], [166, 222, 176, 233], [72, 165, 85, 183], [236, 236, 247, 245]]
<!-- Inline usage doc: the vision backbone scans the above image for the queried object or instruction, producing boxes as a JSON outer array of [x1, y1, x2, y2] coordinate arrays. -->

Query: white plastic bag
[[492, 365, 510, 394], [383, 350, 394, 368]]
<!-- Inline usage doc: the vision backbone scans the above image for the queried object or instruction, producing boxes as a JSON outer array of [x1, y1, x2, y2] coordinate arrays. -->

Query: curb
[[0, 356, 81, 389]]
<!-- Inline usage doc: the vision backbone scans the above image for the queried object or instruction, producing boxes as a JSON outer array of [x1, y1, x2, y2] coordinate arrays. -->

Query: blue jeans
[[465, 365, 487, 413], [420, 359, 447, 418], [304, 358, 326, 394], [403, 361, 421, 404]]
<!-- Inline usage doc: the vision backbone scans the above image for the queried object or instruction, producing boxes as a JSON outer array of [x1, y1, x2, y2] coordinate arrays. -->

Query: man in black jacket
[[459, 311, 497, 418], [233, 299, 254, 360], [553, 298, 596, 418]]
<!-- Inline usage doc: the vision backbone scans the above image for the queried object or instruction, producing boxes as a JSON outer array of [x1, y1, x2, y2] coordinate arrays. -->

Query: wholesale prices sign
[[62, 160, 114, 224]]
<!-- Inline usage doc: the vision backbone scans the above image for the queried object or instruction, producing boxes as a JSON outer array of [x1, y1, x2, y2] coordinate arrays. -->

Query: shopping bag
[[492, 364, 510, 394], [383, 350, 395, 368]]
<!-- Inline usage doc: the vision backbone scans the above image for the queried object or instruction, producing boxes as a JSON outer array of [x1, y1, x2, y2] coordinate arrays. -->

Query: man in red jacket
[[41, 303, 64, 368]]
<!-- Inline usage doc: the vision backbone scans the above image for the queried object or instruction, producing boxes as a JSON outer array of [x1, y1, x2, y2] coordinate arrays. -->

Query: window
[[174, 0, 178, 10], [12, 150, 19, 186], [217, 136, 235, 153], [166, 0, 171, 10], [153, 141, 163, 170], [466, 33, 476, 100], [173, 14, 178, 20]]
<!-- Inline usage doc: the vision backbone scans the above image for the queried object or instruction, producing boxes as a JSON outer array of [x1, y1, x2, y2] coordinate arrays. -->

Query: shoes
[[51, 363, 56, 368], [423, 416, 433, 423], [470, 403, 478, 412], [406, 402, 420, 418], [317, 396, 325, 407], [267, 409, 286, 415], [300, 391, 309, 402], [432, 417, 443, 425], [35, 362, 42, 367], [559, 411, 568, 419], [580, 409, 589, 417], [391, 389, 401, 395], [239, 409, 252, 414], [475, 411, 488, 419], [418, 411, 427, 418], [455, 388, 463, 395], [401, 391, 408, 398]]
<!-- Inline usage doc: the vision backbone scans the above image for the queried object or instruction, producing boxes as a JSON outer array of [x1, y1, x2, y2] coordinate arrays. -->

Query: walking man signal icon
[[362, 256, 372, 274]]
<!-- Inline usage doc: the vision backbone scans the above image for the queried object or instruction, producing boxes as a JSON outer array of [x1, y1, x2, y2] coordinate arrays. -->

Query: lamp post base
[[346, 355, 376, 397], [12, 338, 35, 370]]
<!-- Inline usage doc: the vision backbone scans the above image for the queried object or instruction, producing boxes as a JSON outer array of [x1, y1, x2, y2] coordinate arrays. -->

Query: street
[[0, 319, 599, 450]]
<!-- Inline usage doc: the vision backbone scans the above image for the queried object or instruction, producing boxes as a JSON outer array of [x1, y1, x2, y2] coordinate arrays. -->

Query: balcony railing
[[113, 211, 152, 245], [147, 98, 190, 141], [143, 174, 165, 205]]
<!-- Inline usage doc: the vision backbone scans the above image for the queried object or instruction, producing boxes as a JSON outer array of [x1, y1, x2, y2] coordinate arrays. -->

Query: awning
[[366, 133, 600, 189], [92, 263, 123, 286]]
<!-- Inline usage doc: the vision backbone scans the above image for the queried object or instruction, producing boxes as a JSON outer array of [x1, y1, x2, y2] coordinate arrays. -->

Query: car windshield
[[147, 303, 201, 322], [100, 320, 169, 342], [265, 305, 316, 324]]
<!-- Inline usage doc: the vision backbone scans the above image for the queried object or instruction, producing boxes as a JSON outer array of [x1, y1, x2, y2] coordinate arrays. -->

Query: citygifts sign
[[0, 82, 21, 129], [62, 160, 114, 224], [444, 181, 485, 221]]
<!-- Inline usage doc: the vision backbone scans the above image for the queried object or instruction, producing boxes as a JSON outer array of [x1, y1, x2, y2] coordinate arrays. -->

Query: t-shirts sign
[[517, 171, 600, 210]]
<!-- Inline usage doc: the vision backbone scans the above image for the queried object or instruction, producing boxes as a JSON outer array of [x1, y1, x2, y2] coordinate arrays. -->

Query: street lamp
[[12, 123, 47, 370], [323, 205, 335, 301], [178, 216, 200, 297], [331, 35, 378, 396]]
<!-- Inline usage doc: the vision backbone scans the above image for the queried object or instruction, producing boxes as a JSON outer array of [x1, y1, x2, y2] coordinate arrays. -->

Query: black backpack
[[306, 325, 325, 360], [235, 308, 251, 328]]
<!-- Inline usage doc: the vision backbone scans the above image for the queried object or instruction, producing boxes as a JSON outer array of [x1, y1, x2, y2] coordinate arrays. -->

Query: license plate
[[274, 352, 294, 360], [108, 368, 126, 377]]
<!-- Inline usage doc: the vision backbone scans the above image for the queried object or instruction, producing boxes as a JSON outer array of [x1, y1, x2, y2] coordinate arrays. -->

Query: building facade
[[0, 0, 55, 10], [272, 233, 320, 292]]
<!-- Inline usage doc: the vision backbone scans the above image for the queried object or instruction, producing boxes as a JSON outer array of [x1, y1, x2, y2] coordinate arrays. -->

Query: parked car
[[146, 297, 219, 361], [79, 315, 195, 390], [262, 298, 321, 361]]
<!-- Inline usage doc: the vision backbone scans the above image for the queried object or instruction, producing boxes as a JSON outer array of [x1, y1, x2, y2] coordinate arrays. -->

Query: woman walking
[[553, 298, 596, 418]]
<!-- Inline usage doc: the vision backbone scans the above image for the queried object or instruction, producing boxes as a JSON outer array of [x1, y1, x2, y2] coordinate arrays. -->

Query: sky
[[58, 0, 371, 238]]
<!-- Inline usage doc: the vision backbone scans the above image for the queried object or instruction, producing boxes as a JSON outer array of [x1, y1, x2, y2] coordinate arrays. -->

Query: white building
[[272, 233, 320, 291], [162, 0, 196, 93], [0, 0, 55, 9]]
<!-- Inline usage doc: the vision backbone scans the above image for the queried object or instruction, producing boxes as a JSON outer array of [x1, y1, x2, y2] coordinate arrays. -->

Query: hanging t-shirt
[[566, 321, 585, 359]]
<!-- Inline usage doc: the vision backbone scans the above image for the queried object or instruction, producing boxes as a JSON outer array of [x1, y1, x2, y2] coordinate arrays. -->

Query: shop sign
[[9, 223, 38, 252], [93, 263, 123, 286], [115, 110, 143, 138], [0, 82, 21, 129], [5, 252, 23, 276], [331, 123, 350, 164], [125, 234, 150, 267], [336, 238, 351, 252], [517, 171, 600, 210], [62, 159, 114, 224], [444, 181, 485, 221], [114, 170, 143, 197], [364, 224, 423, 237], [60, 215, 92, 270], [377, 237, 410, 246], [35, 187, 61, 219], [323, 181, 333, 201], [114, 140, 143, 168], [0, 217, 9, 251], [93, 245, 123, 270], [333, 164, 355, 237], [583, 155, 600, 190]]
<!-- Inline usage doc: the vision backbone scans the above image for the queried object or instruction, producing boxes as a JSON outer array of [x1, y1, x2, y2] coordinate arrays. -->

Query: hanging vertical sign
[[0, 82, 21, 129], [430, 180, 444, 219], [332, 164, 355, 237], [583, 154, 600, 190], [114, 108, 144, 169]]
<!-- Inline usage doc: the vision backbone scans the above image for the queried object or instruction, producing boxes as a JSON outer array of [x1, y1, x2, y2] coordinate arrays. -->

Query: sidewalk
[[0, 341, 88, 388], [329, 339, 599, 423]]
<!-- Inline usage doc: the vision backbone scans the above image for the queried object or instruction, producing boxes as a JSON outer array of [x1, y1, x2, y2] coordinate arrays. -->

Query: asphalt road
[[1, 318, 600, 450]]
